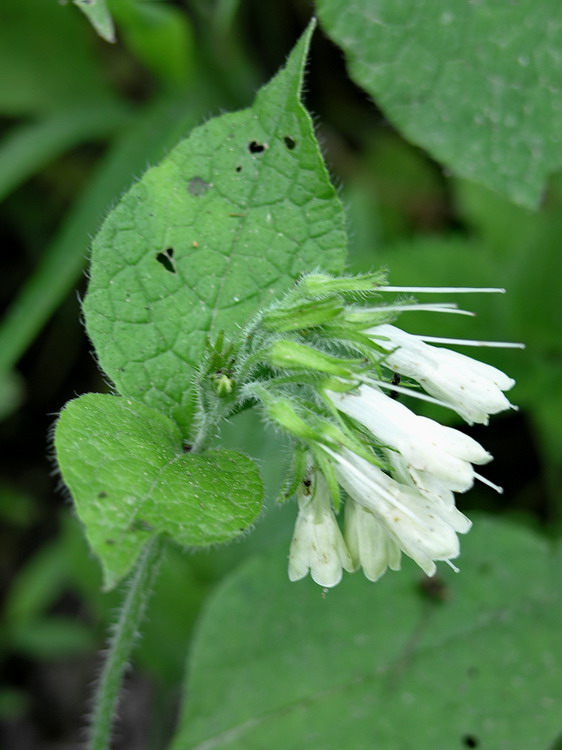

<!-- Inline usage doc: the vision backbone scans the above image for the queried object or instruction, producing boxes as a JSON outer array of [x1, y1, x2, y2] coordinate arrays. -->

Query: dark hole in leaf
[[462, 735, 479, 748], [283, 135, 296, 150], [235, 165, 242, 172], [183, 443, 193, 452], [156, 249, 175, 273], [188, 176, 212, 196], [248, 140, 265, 153]]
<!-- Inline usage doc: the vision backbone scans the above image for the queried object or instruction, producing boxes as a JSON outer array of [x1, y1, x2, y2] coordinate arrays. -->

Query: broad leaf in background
[[171, 517, 562, 750], [316, 0, 562, 208], [54, 394, 263, 589], [83, 21, 347, 436], [73, 0, 116, 43], [0, 1, 113, 115]]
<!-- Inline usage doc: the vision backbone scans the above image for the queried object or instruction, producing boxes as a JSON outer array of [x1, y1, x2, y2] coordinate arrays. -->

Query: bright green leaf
[[73, 0, 116, 43], [171, 516, 562, 750], [54, 394, 263, 589], [83, 21, 347, 436], [316, 0, 562, 208]]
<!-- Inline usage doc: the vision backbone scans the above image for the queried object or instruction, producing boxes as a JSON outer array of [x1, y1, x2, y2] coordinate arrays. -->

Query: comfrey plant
[[195, 270, 521, 588], [51, 22, 530, 747]]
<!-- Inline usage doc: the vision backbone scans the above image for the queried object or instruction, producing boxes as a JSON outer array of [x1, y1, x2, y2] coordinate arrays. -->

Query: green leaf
[[73, 0, 115, 43], [0, 93, 215, 382], [54, 394, 263, 589], [83, 21, 347, 436], [110, 0, 196, 88], [171, 516, 562, 750], [0, 1, 113, 115], [316, 0, 562, 208]]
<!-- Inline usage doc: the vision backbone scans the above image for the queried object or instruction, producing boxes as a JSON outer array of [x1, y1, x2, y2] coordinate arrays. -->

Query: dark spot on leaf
[[188, 176, 211, 196], [466, 667, 479, 678], [156, 248, 175, 273], [105, 539, 116, 545], [235, 165, 242, 172], [283, 135, 296, 150], [183, 443, 193, 452], [462, 735, 479, 748], [129, 519, 154, 532], [98, 491, 108, 499], [248, 140, 265, 154]]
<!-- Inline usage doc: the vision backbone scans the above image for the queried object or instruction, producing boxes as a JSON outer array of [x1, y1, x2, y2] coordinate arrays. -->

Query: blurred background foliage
[[0, 1, 559, 747]]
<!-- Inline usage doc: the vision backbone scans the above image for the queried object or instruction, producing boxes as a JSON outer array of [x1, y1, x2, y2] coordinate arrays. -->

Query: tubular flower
[[288, 469, 354, 587], [327, 383, 492, 492], [329, 448, 470, 577], [369, 324, 516, 425], [239, 273, 522, 586], [344, 499, 401, 581]]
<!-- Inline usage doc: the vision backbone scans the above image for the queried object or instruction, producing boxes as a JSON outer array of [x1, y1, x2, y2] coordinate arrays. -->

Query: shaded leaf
[[317, 0, 562, 208], [171, 516, 562, 750]]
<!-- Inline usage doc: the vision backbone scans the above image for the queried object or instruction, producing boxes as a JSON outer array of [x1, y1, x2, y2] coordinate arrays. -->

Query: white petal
[[344, 500, 401, 581], [330, 448, 465, 577], [369, 324, 516, 424], [328, 384, 490, 492], [288, 472, 353, 587]]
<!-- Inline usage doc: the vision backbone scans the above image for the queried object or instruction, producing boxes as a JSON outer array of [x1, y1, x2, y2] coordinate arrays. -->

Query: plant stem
[[88, 535, 165, 750]]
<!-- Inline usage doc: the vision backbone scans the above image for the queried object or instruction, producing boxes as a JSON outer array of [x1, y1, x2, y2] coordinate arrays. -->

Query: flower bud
[[268, 340, 358, 377], [261, 298, 343, 332]]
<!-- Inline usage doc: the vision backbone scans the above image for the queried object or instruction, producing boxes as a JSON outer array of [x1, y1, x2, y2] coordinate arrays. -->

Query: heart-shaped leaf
[[54, 393, 263, 589]]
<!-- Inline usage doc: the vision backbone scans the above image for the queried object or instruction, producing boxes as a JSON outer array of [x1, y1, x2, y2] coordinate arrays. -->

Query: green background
[[0, 1, 560, 747]]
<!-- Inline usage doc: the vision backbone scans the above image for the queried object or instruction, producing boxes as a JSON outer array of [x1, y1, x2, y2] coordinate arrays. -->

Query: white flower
[[329, 448, 471, 577], [288, 470, 353, 587], [327, 383, 491, 492], [344, 499, 401, 581], [388, 452, 472, 535], [369, 324, 516, 424]]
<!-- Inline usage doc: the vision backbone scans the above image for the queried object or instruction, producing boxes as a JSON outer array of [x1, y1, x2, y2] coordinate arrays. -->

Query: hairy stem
[[88, 535, 165, 750]]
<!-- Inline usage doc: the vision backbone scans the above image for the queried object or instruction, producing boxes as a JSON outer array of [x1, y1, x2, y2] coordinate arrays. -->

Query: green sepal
[[340, 308, 402, 330], [298, 269, 388, 298], [257, 391, 321, 442], [277, 445, 309, 504], [268, 340, 364, 377], [261, 297, 344, 332]]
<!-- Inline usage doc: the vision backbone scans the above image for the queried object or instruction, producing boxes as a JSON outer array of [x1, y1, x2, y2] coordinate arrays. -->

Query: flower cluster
[[201, 271, 521, 587]]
